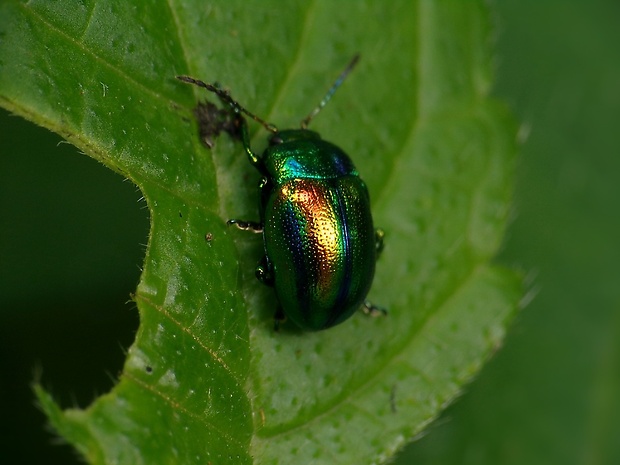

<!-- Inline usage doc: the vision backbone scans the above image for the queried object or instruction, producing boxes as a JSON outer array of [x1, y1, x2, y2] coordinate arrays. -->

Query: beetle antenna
[[300, 54, 360, 130], [176, 75, 278, 133]]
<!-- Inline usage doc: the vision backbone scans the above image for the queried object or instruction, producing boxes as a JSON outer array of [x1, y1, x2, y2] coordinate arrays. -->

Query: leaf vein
[[134, 292, 243, 386], [123, 370, 245, 449]]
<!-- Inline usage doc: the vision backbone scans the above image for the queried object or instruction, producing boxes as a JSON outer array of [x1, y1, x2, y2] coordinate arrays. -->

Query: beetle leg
[[375, 228, 385, 257], [227, 219, 263, 233], [273, 306, 286, 332], [361, 300, 387, 317], [237, 116, 262, 167], [255, 255, 275, 286]]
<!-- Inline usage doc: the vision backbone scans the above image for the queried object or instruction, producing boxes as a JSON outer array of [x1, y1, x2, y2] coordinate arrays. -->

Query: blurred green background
[[1, 1, 618, 463]]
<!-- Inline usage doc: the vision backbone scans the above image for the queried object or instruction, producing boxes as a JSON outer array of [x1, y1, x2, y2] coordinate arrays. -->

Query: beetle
[[177, 55, 385, 330]]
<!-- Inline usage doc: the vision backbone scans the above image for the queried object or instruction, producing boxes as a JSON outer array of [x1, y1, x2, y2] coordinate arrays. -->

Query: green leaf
[[397, 1, 620, 463], [0, 1, 522, 464]]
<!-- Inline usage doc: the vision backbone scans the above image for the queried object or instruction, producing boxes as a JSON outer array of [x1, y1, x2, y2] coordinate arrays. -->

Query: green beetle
[[178, 55, 384, 330]]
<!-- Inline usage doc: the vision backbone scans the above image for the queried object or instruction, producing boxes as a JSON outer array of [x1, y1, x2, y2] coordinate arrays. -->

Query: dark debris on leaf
[[193, 100, 242, 148]]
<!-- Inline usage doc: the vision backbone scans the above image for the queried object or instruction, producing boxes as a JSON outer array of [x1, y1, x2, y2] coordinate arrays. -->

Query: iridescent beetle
[[177, 55, 385, 330]]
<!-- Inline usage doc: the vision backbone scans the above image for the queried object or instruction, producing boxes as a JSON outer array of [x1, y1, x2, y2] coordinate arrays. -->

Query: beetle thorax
[[262, 132, 359, 183]]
